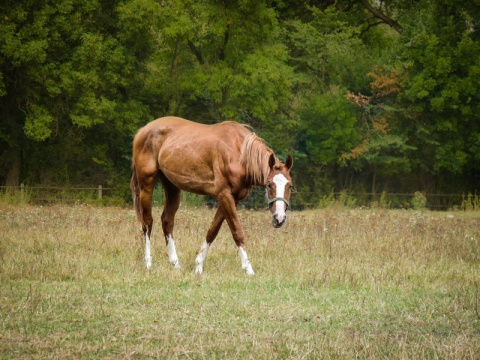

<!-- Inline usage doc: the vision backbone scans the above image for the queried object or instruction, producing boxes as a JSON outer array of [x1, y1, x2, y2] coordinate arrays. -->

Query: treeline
[[1, 0, 479, 207]]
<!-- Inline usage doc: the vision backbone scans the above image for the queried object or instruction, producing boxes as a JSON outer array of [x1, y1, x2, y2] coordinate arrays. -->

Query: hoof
[[243, 263, 255, 276]]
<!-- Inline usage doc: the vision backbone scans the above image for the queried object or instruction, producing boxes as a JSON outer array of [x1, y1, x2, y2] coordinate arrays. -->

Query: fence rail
[[0, 184, 110, 204], [0, 184, 477, 210], [245, 187, 477, 210]]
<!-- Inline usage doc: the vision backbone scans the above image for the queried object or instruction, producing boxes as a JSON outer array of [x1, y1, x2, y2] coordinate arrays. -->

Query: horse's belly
[[159, 156, 217, 196]]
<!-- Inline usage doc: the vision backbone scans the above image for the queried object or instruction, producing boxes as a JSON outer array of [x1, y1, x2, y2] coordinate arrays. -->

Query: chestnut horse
[[130, 116, 293, 275]]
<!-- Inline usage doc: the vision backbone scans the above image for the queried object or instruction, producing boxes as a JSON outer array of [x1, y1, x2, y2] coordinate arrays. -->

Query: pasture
[[1, 204, 479, 359]]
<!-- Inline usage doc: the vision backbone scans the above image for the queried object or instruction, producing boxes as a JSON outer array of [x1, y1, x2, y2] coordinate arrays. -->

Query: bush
[[411, 191, 427, 210], [461, 193, 479, 211]]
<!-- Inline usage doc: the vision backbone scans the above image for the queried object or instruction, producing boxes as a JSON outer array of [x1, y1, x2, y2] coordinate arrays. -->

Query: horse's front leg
[[238, 245, 254, 276], [195, 207, 225, 274], [218, 192, 255, 275]]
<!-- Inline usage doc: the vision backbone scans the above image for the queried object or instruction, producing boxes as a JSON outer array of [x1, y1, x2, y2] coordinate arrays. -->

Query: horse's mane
[[240, 132, 273, 185]]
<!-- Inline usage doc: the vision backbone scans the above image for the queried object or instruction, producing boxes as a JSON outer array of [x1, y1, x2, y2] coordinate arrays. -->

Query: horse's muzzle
[[272, 214, 286, 228]]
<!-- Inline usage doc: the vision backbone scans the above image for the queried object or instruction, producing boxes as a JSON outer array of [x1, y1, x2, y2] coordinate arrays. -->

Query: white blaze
[[273, 173, 288, 224]]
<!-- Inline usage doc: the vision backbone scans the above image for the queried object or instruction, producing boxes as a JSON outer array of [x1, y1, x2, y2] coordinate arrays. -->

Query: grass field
[[1, 204, 479, 359]]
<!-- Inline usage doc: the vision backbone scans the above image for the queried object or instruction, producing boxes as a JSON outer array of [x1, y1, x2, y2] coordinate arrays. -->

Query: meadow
[[1, 204, 479, 359]]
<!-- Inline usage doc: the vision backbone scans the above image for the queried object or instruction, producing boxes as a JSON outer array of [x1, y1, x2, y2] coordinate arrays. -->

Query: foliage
[[461, 193, 480, 212], [411, 191, 427, 210], [395, 0, 480, 190], [341, 69, 416, 193], [0, 0, 478, 202]]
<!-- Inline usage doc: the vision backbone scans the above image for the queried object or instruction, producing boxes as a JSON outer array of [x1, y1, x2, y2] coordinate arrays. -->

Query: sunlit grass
[[1, 205, 479, 358]]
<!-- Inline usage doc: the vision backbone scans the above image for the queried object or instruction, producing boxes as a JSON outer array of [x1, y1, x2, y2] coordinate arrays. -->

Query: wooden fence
[[0, 184, 110, 204], [0, 184, 477, 210]]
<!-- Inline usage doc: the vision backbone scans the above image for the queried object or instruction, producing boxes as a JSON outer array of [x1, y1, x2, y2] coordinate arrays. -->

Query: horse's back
[[134, 116, 194, 143], [133, 117, 251, 195], [135, 116, 247, 143]]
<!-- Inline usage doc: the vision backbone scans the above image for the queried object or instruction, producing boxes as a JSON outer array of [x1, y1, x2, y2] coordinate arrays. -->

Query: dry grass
[[1, 204, 479, 359]]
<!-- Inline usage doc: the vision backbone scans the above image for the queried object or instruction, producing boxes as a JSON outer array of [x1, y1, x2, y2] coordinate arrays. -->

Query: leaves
[[24, 105, 54, 141], [0, 0, 479, 196]]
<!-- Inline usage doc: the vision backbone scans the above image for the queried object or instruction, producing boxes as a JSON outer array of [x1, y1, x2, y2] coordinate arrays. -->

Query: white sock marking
[[166, 234, 180, 268], [195, 241, 210, 274], [238, 246, 254, 275], [145, 233, 152, 269]]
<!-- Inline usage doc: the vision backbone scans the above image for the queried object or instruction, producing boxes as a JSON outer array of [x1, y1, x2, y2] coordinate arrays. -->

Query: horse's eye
[[266, 182, 273, 189]]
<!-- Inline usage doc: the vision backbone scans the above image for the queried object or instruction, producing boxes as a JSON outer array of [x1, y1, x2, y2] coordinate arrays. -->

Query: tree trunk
[[371, 167, 377, 201], [359, 0, 403, 34], [4, 147, 21, 186]]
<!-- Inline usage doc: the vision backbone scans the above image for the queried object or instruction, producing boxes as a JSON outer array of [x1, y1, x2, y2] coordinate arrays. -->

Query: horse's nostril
[[272, 214, 286, 228]]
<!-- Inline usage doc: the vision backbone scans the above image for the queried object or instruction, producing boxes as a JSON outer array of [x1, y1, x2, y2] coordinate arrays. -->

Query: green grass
[[1, 205, 479, 358]]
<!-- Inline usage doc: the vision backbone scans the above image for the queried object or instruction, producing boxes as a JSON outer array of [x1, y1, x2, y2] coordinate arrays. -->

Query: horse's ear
[[268, 153, 276, 169], [285, 155, 293, 170]]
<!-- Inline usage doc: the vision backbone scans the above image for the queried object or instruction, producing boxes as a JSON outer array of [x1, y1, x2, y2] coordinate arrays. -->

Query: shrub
[[411, 191, 427, 210]]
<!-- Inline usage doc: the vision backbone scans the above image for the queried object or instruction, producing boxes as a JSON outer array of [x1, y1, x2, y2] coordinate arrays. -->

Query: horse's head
[[266, 154, 293, 228]]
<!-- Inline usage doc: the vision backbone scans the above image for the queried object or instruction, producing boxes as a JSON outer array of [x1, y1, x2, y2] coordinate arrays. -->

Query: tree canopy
[[1, 0, 478, 206]]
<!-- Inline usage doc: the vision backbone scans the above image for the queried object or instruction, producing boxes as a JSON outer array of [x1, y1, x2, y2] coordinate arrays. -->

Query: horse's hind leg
[[137, 172, 157, 269], [159, 174, 181, 269]]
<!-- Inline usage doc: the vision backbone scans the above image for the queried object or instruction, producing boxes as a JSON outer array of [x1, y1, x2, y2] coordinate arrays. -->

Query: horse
[[130, 116, 293, 275]]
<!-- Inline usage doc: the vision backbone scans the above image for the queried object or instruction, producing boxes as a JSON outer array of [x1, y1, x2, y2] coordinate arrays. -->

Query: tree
[[291, 88, 359, 206], [342, 69, 415, 194], [396, 0, 480, 192], [282, 1, 403, 201], [0, 0, 154, 186], [1, 0, 478, 204], [145, 0, 298, 151]]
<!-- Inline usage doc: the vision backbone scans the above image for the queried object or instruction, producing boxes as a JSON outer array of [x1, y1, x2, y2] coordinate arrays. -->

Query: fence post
[[20, 183, 24, 199], [98, 185, 102, 200]]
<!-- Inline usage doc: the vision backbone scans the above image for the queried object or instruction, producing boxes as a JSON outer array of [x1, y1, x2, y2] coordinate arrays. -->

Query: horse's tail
[[130, 164, 143, 224]]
